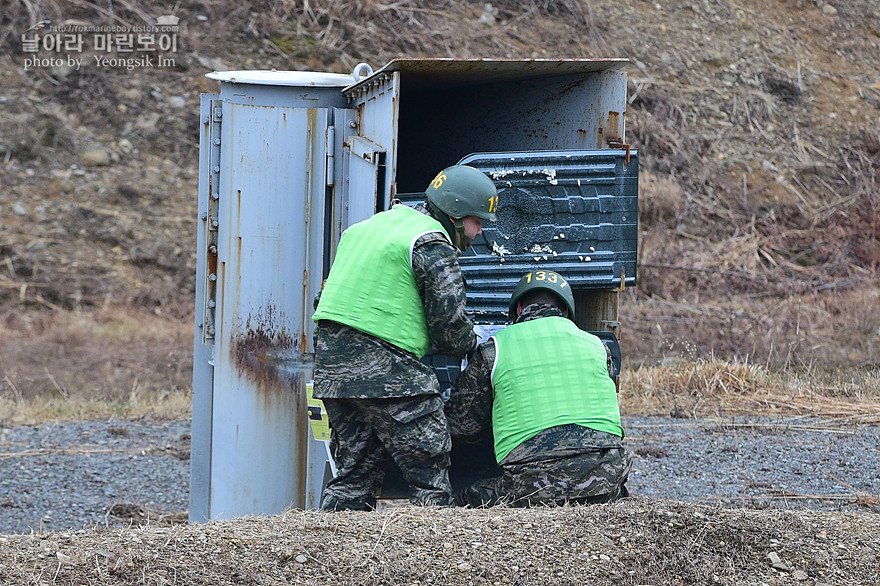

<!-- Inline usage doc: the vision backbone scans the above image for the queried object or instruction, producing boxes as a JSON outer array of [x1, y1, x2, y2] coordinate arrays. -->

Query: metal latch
[[606, 139, 631, 164]]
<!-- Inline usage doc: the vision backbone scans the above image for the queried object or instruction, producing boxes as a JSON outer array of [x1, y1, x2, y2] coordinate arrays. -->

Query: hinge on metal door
[[202, 99, 222, 342], [325, 126, 335, 186]]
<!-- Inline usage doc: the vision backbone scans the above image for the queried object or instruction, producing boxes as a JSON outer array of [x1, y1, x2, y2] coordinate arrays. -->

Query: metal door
[[192, 72, 349, 519]]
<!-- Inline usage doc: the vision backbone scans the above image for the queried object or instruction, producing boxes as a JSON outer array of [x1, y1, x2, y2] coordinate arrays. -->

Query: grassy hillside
[[0, 0, 878, 420]]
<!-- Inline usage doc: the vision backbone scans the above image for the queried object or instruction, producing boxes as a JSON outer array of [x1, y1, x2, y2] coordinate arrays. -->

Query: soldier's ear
[[516, 302, 524, 317]]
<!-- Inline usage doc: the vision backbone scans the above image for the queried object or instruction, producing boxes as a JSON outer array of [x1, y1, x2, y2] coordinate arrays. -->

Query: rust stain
[[237, 189, 242, 224], [218, 262, 226, 335], [301, 268, 309, 352], [294, 423, 309, 509], [208, 174, 216, 203], [231, 304, 301, 397], [206, 243, 218, 277], [606, 111, 621, 141], [606, 138, 632, 164], [306, 108, 318, 219]]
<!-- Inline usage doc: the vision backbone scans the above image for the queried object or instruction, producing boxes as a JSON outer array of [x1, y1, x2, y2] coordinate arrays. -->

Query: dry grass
[[621, 358, 880, 424], [622, 284, 880, 371], [1, 501, 878, 585], [0, 387, 191, 426], [2, 301, 878, 425], [0, 305, 192, 422]]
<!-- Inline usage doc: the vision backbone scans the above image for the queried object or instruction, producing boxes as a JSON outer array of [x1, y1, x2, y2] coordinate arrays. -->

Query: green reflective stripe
[[490, 316, 623, 462], [313, 205, 447, 357]]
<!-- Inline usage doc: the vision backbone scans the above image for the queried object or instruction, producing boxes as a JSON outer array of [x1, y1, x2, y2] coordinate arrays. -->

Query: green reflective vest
[[313, 204, 449, 357], [490, 316, 624, 462]]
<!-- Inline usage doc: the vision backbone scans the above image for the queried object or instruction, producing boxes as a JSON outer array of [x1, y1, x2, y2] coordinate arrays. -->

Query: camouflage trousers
[[453, 424, 632, 508], [320, 395, 452, 511]]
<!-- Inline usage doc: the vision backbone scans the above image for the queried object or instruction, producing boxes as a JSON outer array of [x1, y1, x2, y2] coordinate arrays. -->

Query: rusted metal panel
[[207, 100, 322, 517], [573, 289, 621, 336], [346, 60, 629, 193], [396, 149, 638, 324], [191, 93, 219, 523], [192, 73, 350, 520], [347, 71, 400, 213]]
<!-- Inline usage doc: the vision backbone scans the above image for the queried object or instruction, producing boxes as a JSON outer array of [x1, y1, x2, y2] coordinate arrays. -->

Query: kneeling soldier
[[446, 270, 631, 507]]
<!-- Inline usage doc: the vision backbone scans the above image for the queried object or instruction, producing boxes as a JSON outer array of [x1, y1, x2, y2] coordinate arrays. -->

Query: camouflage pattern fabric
[[320, 395, 452, 510], [313, 202, 475, 508], [313, 202, 476, 401], [446, 303, 631, 507], [453, 424, 632, 508], [314, 321, 443, 400], [444, 332, 496, 439], [409, 203, 477, 357]]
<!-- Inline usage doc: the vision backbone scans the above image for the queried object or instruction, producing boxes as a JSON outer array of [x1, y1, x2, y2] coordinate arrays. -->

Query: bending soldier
[[446, 270, 631, 507], [312, 165, 498, 510]]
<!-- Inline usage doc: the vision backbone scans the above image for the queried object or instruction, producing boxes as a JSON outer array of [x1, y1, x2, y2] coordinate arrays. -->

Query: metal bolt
[[208, 273, 217, 282], [201, 212, 208, 220], [211, 192, 219, 200], [208, 300, 216, 308], [349, 120, 357, 128], [212, 166, 220, 173], [213, 138, 221, 146], [211, 219, 219, 228], [208, 245, 217, 255]]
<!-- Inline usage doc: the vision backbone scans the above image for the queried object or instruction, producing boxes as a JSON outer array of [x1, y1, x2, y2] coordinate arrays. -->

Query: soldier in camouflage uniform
[[312, 165, 498, 511], [446, 270, 631, 507]]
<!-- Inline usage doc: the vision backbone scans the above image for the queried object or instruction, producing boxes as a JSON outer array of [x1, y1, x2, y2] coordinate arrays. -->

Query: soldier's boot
[[401, 460, 453, 507], [319, 494, 377, 512], [410, 487, 452, 507]]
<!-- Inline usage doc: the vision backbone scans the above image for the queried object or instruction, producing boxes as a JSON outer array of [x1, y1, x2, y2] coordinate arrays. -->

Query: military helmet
[[508, 270, 576, 321], [425, 165, 498, 222]]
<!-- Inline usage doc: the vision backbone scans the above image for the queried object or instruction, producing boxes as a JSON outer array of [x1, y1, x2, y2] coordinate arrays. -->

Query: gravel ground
[[625, 416, 880, 513], [0, 420, 191, 535], [1, 416, 878, 535]]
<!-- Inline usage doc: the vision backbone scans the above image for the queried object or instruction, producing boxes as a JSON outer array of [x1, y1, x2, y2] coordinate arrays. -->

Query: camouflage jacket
[[313, 203, 476, 400], [445, 304, 621, 461]]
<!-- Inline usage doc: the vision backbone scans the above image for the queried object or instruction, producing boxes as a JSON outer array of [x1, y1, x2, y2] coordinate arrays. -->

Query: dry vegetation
[[0, 0, 878, 414], [0, 0, 879, 581], [622, 356, 880, 424], [3, 501, 880, 585]]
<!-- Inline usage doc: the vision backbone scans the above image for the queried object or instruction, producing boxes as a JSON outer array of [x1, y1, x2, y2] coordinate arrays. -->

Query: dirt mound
[[1, 501, 878, 585]]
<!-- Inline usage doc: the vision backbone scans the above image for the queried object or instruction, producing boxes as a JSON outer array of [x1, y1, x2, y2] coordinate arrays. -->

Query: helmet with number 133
[[508, 270, 577, 321]]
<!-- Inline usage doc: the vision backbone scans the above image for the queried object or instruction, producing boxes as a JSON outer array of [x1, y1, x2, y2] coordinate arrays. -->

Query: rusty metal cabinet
[[193, 59, 638, 520]]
